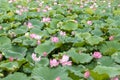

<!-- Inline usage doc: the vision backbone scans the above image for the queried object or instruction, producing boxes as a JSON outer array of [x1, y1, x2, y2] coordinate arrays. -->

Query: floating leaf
[[84, 8, 94, 15], [61, 21, 78, 31], [2, 46, 27, 59], [0, 62, 19, 72], [85, 36, 104, 45], [99, 41, 120, 55], [91, 28, 103, 36], [93, 66, 120, 77], [2, 72, 29, 80], [35, 41, 56, 56], [111, 52, 120, 64], [90, 70, 109, 80], [97, 56, 115, 66], [67, 48, 93, 63], [31, 66, 72, 80], [0, 36, 11, 47], [13, 26, 28, 35], [29, 19, 44, 29]]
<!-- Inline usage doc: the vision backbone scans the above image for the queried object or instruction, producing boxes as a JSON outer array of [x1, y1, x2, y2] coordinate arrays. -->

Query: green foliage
[[0, 0, 120, 79], [111, 52, 120, 64], [85, 36, 104, 45], [67, 48, 93, 64], [31, 66, 72, 80], [2, 72, 29, 80], [97, 56, 115, 66], [99, 41, 120, 55], [93, 66, 120, 77], [35, 41, 56, 56], [90, 71, 109, 80], [61, 21, 78, 31]]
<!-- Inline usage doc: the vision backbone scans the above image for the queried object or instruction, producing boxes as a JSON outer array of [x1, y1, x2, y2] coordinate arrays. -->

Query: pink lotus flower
[[93, 51, 102, 59], [32, 53, 41, 62], [45, 6, 52, 10], [51, 37, 59, 43], [43, 52, 47, 57], [87, 21, 92, 25], [34, 35, 41, 40], [27, 22, 34, 29], [9, 57, 14, 62], [42, 9, 47, 12], [61, 61, 72, 66], [17, 5, 22, 8], [60, 55, 69, 63], [84, 71, 90, 78], [80, 5, 84, 8], [59, 55, 72, 66], [30, 34, 36, 39], [50, 59, 59, 67], [109, 36, 114, 41], [60, 31, 66, 36], [37, 40, 41, 45], [55, 76, 61, 80], [41, 17, 51, 23], [30, 34, 41, 40], [16, 10, 22, 15]]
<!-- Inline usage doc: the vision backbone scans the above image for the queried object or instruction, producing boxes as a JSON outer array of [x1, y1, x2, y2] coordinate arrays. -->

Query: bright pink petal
[[55, 76, 61, 80], [84, 71, 90, 78], [50, 59, 59, 67], [92, 51, 102, 59], [51, 37, 59, 43], [109, 36, 114, 41], [32, 53, 41, 62], [59, 55, 69, 63]]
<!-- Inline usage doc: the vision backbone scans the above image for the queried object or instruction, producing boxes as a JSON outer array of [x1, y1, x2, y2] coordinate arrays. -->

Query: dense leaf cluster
[[0, 0, 120, 80]]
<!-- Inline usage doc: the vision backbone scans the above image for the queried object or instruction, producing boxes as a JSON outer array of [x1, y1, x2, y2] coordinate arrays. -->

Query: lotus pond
[[0, 0, 120, 80]]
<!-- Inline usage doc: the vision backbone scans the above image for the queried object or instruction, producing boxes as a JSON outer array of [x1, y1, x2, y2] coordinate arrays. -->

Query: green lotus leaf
[[67, 48, 93, 63], [35, 58, 49, 67], [61, 21, 78, 31], [0, 0, 10, 11], [93, 66, 120, 77], [2, 72, 29, 80], [80, 32, 91, 39], [23, 39, 37, 46], [15, 13, 27, 21], [0, 59, 26, 72], [66, 65, 85, 78], [97, 56, 115, 66], [35, 41, 56, 56], [111, 52, 120, 64], [91, 28, 103, 36], [31, 66, 72, 80], [29, 19, 44, 29], [2, 46, 27, 59], [23, 63, 33, 74], [0, 36, 11, 50], [85, 36, 104, 45], [84, 8, 94, 15], [113, 9, 120, 15], [90, 70, 109, 80], [99, 41, 120, 55], [0, 62, 19, 72]]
